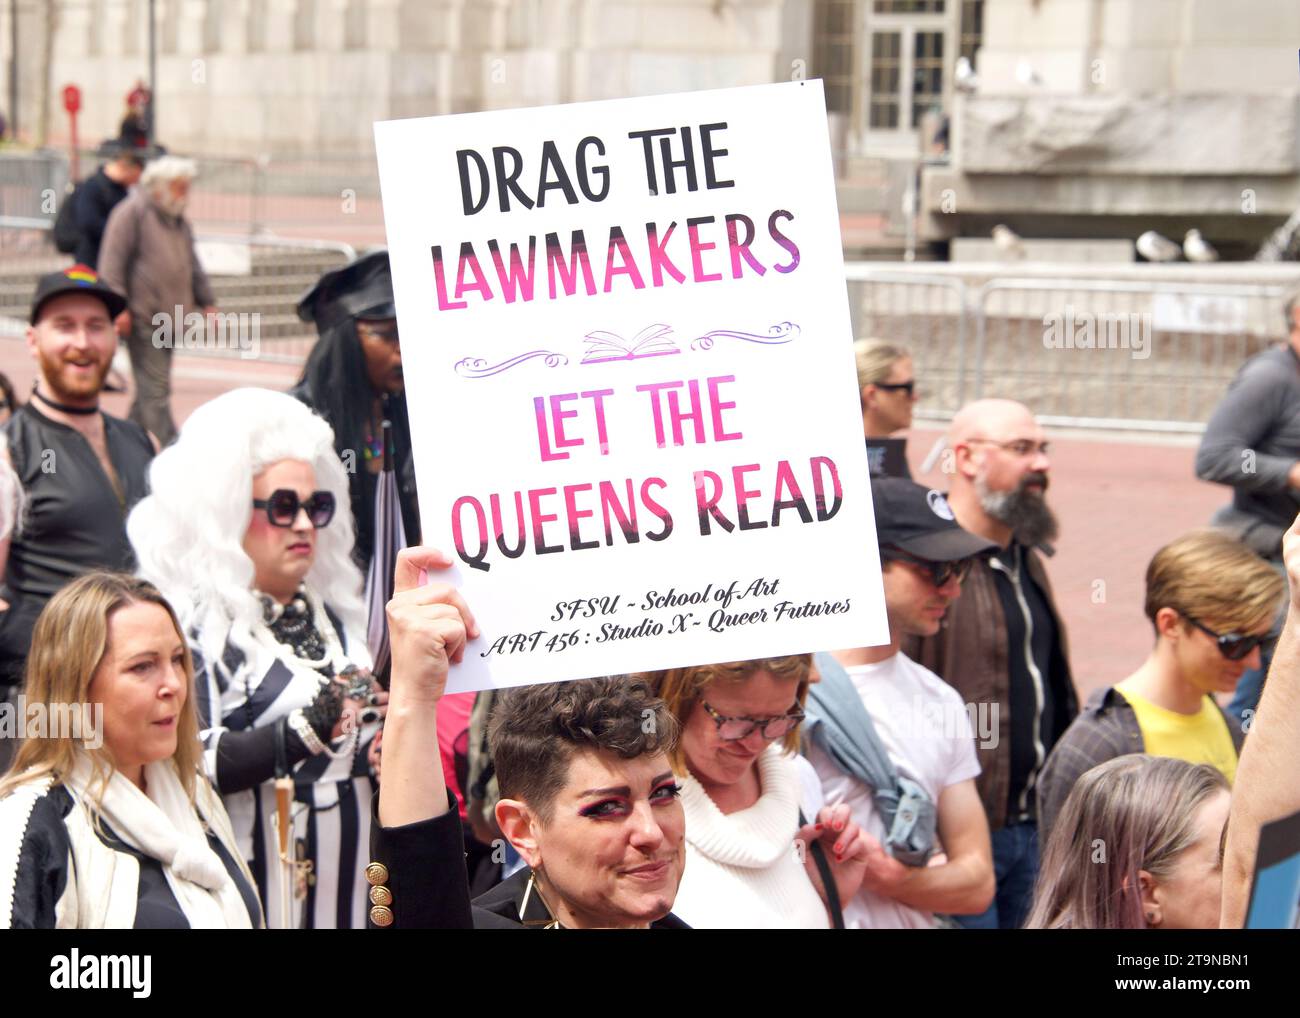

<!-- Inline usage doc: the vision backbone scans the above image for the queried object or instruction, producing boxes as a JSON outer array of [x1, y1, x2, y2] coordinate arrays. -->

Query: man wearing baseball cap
[[0, 266, 157, 709], [802, 477, 997, 928]]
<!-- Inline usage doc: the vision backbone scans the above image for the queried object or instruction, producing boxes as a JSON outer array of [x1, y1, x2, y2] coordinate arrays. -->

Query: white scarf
[[67, 757, 253, 929]]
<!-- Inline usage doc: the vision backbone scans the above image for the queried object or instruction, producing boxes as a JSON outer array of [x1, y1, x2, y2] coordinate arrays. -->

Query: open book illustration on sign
[[581, 324, 680, 364]]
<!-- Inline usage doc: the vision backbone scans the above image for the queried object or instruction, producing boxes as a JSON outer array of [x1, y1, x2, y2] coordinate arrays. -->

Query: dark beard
[[978, 473, 1059, 547]]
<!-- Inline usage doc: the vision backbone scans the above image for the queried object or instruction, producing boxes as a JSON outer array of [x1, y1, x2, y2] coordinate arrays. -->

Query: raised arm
[[366, 547, 480, 930], [1221, 512, 1300, 927]]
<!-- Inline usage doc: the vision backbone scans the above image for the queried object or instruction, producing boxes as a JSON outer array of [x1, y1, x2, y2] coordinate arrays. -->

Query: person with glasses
[[804, 477, 997, 928], [902, 397, 1075, 930], [293, 250, 420, 573], [642, 656, 872, 928], [128, 388, 385, 928], [854, 338, 918, 479], [1037, 529, 1280, 847]]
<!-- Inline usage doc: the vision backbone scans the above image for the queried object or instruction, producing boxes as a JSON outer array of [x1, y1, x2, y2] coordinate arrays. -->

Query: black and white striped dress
[[192, 589, 378, 930]]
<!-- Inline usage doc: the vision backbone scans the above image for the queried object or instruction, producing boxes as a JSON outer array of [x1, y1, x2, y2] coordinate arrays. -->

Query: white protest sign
[[375, 80, 886, 693]]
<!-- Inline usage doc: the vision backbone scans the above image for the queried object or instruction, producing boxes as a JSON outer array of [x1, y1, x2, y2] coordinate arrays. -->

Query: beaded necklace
[[258, 587, 333, 675]]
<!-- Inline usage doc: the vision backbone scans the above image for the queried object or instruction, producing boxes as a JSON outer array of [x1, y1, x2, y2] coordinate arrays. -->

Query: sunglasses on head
[[881, 546, 973, 588], [252, 489, 336, 528], [1183, 614, 1267, 661]]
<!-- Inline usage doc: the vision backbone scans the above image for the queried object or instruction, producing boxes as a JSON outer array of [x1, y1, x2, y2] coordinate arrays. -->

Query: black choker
[[30, 387, 98, 416]]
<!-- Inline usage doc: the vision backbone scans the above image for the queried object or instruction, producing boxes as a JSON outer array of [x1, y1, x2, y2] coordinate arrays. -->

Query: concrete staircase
[[0, 245, 348, 348]]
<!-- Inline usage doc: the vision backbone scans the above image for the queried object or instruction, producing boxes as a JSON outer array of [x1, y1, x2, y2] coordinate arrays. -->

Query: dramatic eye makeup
[[650, 780, 682, 804], [576, 773, 679, 819], [579, 798, 627, 819]]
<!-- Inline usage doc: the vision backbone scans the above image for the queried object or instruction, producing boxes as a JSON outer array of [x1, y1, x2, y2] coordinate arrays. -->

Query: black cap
[[297, 249, 395, 329], [871, 477, 999, 562], [30, 264, 128, 324]]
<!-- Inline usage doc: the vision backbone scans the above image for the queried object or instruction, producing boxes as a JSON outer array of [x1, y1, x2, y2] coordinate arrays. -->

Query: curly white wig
[[128, 387, 366, 672]]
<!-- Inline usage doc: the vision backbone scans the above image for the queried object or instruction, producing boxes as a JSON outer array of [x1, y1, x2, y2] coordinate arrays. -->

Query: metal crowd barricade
[[973, 279, 1287, 433], [177, 234, 357, 365], [844, 265, 969, 419]]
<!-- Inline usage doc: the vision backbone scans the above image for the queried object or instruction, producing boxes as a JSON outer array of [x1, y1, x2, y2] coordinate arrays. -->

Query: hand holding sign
[[379, 546, 480, 828], [386, 546, 480, 705]]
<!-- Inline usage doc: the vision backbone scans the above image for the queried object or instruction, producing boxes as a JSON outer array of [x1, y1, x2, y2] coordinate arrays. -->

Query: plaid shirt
[[1036, 685, 1244, 845]]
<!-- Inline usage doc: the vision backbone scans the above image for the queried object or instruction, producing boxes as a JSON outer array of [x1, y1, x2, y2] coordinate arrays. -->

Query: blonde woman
[[644, 657, 870, 928], [1026, 755, 1229, 929], [0, 573, 260, 928], [854, 339, 917, 479]]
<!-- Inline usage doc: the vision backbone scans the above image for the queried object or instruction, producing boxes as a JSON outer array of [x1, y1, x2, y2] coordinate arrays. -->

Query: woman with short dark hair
[[369, 547, 688, 928]]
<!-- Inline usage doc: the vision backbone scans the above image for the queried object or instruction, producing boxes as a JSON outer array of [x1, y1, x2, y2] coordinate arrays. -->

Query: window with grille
[[911, 30, 944, 126], [960, 0, 983, 63], [869, 32, 902, 128], [812, 0, 857, 115], [873, 0, 945, 13]]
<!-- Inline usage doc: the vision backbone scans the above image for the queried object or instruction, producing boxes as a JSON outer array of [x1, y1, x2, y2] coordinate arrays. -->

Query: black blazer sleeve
[[367, 796, 474, 930]]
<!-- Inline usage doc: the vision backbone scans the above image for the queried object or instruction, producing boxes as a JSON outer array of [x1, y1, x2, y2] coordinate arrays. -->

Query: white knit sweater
[[671, 744, 830, 929]]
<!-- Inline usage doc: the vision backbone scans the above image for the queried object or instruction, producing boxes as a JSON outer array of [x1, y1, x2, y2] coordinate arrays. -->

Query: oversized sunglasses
[[1184, 615, 1267, 662], [881, 546, 973, 588], [252, 489, 336, 528], [700, 700, 805, 741]]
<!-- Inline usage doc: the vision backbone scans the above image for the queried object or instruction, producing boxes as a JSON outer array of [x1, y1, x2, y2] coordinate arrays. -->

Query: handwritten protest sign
[[375, 80, 886, 692]]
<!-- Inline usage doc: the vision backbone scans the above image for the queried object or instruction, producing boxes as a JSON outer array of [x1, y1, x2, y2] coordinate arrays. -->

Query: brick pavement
[[0, 335, 1229, 704]]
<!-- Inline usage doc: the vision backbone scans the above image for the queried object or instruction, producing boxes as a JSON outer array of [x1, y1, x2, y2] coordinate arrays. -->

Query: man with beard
[[0, 268, 156, 761], [292, 250, 419, 572], [99, 155, 216, 446], [902, 398, 1076, 929]]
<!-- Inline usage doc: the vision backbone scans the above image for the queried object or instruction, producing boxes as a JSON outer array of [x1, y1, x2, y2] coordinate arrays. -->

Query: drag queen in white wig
[[128, 388, 384, 929]]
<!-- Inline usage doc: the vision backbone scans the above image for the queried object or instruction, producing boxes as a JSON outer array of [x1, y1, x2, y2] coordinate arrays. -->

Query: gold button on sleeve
[[365, 862, 389, 886], [370, 904, 394, 927], [369, 885, 393, 906]]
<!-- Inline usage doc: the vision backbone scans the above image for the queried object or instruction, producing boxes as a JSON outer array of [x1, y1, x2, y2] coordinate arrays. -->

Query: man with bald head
[[902, 398, 1076, 929]]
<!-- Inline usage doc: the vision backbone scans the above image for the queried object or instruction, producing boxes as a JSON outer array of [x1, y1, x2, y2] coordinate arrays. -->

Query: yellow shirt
[[1116, 684, 1237, 785]]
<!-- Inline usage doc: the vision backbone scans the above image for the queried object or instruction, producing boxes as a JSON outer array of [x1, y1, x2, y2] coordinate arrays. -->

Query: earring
[[1145, 912, 1156, 923]]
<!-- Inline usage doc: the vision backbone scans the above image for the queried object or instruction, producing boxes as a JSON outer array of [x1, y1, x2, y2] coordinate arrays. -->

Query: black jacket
[[73, 168, 130, 268], [366, 801, 688, 929]]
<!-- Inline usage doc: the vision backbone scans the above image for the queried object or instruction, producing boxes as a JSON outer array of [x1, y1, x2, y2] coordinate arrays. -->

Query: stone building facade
[[17, 0, 802, 155], [8, 0, 1298, 255]]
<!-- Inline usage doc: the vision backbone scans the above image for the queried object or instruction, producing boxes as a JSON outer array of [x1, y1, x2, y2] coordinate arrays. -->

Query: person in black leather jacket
[[365, 547, 688, 930]]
